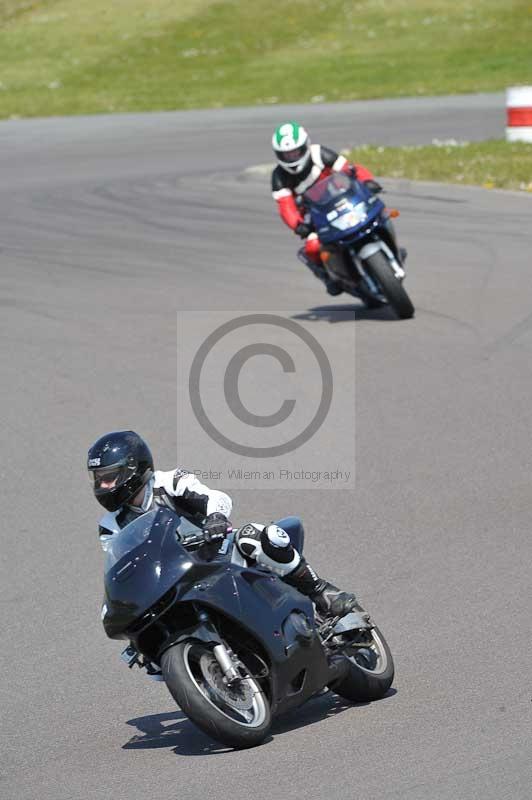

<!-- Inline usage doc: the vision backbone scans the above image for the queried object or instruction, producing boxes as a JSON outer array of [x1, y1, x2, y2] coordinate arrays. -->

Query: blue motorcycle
[[301, 173, 414, 319]]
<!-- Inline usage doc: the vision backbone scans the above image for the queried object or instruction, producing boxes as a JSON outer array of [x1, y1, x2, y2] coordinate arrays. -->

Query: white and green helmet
[[272, 121, 311, 174]]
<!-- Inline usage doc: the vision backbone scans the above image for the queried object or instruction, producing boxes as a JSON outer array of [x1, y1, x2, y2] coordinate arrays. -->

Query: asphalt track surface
[[2, 93, 531, 799]]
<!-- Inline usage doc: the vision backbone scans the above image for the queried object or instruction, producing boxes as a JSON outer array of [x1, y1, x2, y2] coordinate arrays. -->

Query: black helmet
[[87, 431, 154, 512]]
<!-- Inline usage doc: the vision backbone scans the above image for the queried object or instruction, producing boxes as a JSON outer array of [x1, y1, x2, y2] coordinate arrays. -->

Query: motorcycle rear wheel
[[330, 624, 395, 703], [364, 250, 414, 319], [161, 640, 271, 749]]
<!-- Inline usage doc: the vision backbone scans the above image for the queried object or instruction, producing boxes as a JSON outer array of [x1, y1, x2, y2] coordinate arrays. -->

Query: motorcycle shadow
[[123, 709, 232, 755], [122, 689, 396, 756], [272, 687, 396, 736], [293, 304, 397, 324]]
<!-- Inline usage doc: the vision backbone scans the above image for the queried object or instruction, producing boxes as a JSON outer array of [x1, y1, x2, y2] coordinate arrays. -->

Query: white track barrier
[[506, 86, 532, 143]]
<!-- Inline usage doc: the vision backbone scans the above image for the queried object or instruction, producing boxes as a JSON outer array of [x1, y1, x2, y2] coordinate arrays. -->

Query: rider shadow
[[293, 304, 397, 324], [122, 689, 397, 755]]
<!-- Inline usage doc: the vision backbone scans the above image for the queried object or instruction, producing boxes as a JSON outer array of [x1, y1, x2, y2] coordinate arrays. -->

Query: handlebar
[[203, 528, 229, 544], [181, 525, 233, 549]]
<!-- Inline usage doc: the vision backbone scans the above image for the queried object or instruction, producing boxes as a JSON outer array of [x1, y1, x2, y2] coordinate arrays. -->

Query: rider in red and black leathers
[[271, 129, 379, 295], [272, 145, 375, 254]]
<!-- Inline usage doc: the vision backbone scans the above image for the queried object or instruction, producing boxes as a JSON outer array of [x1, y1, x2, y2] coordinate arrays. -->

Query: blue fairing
[[305, 174, 385, 245]]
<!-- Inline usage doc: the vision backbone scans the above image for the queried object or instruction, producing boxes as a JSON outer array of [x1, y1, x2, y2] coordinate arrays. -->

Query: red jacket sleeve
[[276, 193, 304, 231]]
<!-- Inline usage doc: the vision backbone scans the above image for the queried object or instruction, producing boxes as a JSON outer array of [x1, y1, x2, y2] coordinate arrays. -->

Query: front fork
[[350, 239, 405, 283], [182, 608, 245, 686], [213, 643, 241, 685], [120, 608, 240, 685], [197, 610, 245, 686]]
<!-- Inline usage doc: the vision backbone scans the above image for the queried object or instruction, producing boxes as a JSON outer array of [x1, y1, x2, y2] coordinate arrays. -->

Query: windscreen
[[304, 173, 357, 207], [103, 508, 205, 573], [104, 509, 159, 572]]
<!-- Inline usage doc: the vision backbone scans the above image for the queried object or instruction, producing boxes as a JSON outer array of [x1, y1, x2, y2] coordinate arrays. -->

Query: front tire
[[331, 623, 395, 703], [161, 640, 271, 749], [364, 250, 414, 319]]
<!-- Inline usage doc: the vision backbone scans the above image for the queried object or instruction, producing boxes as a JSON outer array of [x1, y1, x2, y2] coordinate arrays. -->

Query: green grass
[[347, 139, 532, 192], [0, 0, 531, 119]]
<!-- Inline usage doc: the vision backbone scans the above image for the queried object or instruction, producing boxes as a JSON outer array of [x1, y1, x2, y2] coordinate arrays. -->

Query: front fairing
[[102, 507, 221, 638], [102, 508, 331, 710], [101, 508, 310, 649], [306, 176, 385, 245], [178, 565, 331, 714], [181, 565, 313, 654]]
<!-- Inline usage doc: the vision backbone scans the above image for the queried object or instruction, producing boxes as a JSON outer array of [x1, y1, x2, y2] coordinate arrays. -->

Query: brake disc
[[199, 653, 254, 710]]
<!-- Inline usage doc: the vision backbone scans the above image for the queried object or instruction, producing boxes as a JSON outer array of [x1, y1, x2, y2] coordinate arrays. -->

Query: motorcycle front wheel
[[364, 250, 414, 319], [161, 640, 271, 749]]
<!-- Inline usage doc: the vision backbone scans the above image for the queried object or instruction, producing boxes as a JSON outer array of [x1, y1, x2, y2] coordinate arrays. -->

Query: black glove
[[203, 512, 230, 543], [295, 222, 312, 239], [364, 179, 383, 195]]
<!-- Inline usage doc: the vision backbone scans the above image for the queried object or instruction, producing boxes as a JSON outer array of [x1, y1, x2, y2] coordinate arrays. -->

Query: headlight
[[331, 202, 367, 231]]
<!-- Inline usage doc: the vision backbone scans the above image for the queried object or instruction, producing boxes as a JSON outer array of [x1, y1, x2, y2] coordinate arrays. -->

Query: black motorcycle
[[102, 506, 394, 749]]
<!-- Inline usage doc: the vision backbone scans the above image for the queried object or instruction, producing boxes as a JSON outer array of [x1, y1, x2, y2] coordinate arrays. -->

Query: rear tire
[[161, 640, 271, 749], [364, 250, 414, 319], [331, 624, 395, 703]]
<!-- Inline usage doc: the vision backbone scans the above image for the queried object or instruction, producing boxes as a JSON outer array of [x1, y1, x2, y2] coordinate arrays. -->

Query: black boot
[[299, 250, 343, 296], [319, 250, 345, 296], [284, 558, 357, 618], [324, 278, 343, 296]]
